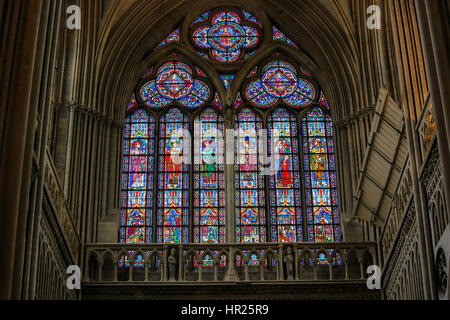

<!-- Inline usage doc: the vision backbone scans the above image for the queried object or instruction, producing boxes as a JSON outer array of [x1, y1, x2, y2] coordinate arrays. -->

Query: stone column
[[0, 0, 43, 299], [414, 0, 450, 218], [224, 106, 235, 243]]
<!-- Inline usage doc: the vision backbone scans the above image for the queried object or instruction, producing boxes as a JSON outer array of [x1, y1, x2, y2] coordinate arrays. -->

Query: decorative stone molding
[[382, 202, 420, 299], [436, 248, 448, 297], [43, 152, 80, 262]]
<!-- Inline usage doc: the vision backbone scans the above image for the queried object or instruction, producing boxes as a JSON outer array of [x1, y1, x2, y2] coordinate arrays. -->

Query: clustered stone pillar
[[0, 0, 43, 299]]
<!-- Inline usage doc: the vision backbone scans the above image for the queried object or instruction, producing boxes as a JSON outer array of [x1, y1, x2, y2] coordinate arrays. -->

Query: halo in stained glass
[[262, 64, 298, 98]]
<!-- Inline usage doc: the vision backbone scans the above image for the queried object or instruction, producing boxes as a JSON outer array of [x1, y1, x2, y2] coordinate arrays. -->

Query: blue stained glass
[[242, 10, 262, 27], [273, 26, 297, 48], [178, 80, 210, 108], [192, 11, 211, 26]]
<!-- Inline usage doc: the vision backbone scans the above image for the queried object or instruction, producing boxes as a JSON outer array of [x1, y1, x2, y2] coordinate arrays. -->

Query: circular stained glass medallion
[[208, 22, 246, 52], [156, 66, 194, 100], [261, 65, 298, 98]]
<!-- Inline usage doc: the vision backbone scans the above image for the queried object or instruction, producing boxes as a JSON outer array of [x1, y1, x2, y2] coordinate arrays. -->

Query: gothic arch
[[93, 0, 363, 123]]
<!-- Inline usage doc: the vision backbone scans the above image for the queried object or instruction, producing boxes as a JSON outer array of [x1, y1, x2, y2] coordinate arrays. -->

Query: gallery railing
[[84, 242, 377, 283]]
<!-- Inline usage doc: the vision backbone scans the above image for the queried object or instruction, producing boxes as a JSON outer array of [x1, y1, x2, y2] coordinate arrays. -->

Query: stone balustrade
[[84, 242, 377, 284]]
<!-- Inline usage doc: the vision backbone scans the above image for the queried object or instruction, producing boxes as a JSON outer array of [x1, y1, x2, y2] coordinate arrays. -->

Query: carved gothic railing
[[84, 242, 377, 283]]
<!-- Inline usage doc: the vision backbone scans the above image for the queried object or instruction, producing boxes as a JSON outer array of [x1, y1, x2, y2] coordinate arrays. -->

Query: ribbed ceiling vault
[[92, 0, 363, 123]]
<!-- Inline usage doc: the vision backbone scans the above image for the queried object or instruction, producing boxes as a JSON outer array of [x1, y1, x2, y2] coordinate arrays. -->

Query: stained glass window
[[120, 110, 155, 244], [302, 108, 340, 242], [268, 109, 303, 243], [191, 9, 262, 63], [194, 109, 225, 244], [235, 109, 266, 243], [245, 60, 316, 108], [140, 61, 210, 108], [157, 109, 190, 243]]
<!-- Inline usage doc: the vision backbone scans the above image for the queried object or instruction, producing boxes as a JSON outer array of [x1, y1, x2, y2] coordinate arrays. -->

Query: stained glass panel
[[194, 109, 225, 244], [140, 62, 210, 108], [157, 109, 190, 243], [268, 109, 303, 242], [235, 109, 266, 243], [302, 108, 340, 242], [120, 110, 155, 244], [245, 60, 316, 108]]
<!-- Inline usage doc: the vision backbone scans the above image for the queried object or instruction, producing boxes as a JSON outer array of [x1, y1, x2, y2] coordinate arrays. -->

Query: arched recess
[[95, 1, 367, 244]]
